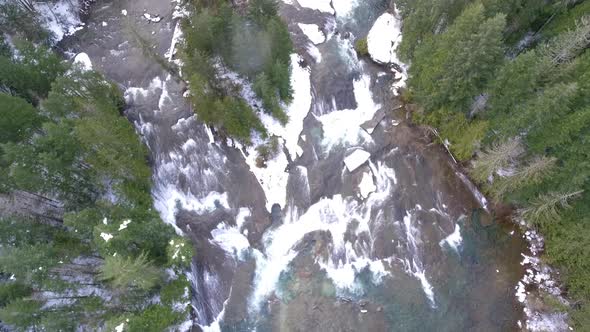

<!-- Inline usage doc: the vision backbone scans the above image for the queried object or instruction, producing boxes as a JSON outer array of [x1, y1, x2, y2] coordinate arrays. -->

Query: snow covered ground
[[367, 12, 403, 65], [344, 150, 371, 172], [34, 0, 84, 43], [226, 54, 312, 211], [366, 10, 408, 94], [298, 23, 326, 45], [73, 52, 93, 71]]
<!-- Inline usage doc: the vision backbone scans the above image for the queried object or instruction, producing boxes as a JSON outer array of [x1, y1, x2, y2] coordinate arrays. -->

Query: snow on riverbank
[[73, 52, 92, 70], [366, 9, 408, 94], [367, 12, 402, 65], [291, 0, 359, 17], [232, 54, 312, 211], [514, 226, 572, 331], [34, 0, 84, 43], [298, 23, 326, 45]]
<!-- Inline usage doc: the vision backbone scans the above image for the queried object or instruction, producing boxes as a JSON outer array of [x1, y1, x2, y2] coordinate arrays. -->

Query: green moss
[[355, 37, 369, 56]]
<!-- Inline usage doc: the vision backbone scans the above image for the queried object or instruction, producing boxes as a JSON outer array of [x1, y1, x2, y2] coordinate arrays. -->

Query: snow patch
[[118, 219, 132, 231], [238, 54, 311, 211], [307, 43, 322, 63], [143, 13, 162, 23], [298, 23, 326, 45], [366, 10, 408, 94], [344, 150, 371, 172], [367, 13, 402, 65], [100, 232, 113, 242], [34, 0, 83, 43], [73, 53, 92, 71]]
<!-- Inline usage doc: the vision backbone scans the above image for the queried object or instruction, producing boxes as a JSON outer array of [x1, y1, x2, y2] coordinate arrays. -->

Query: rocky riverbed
[[59, 0, 531, 330]]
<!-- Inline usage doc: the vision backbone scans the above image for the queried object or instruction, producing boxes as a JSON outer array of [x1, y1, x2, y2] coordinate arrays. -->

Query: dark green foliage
[[396, 0, 471, 61], [0, 42, 66, 105], [0, 283, 32, 307], [403, 0, 590, 326], [0, 298, 43, 329], [0, 3, 51, 43], [181, 0, 293, 143], [160, 276, 190, 305], [126, 305, 183, 331], [254, 73, 288, 124], [0, 94, 43, 143], [99, 253, 162, 290], [409, 4, 506, 112], [248, 0, 279, 25], [0, 35, 10, 57], [0, 42, 188, 330]]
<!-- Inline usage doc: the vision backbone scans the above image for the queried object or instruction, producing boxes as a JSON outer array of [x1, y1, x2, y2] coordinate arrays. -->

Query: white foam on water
[[244, 148, 290, 212], [456, 172, 489, 211], [235, 207, 251, 232], [124, 77, 163, 104], [249, 161, 398, 309], [211, 223, 250, 259], [250, 195, 357, 307], [158, 75, 173, 111], [332, 0, 359, 18], [320, 256, 388, 293], [358, 171, 376, 199], [414, 269, 436, 306], [403, 211, 436, 307], [439, 224, 462, 252], [153, 188, 229, 233], [199, 297, 228, 332], [317, 74, 381, 151]]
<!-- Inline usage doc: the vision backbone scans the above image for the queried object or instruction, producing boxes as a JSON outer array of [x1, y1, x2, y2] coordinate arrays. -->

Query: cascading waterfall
[[66, 0, 527, 329]]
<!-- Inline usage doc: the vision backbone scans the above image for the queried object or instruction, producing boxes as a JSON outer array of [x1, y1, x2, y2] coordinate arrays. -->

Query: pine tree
[[491, 156, 557, 199], [470, 138, 523, 184], [519, 190, 584, 228], [542, 15, 590, 64], [99, 253, 161, 291], [0, 93, 42, 143], [410, 3, 506, 112]]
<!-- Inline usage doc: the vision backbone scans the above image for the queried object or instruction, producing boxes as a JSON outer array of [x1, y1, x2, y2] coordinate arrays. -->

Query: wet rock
[[271, 203, 283, 224], [360, 108, 387, 135]]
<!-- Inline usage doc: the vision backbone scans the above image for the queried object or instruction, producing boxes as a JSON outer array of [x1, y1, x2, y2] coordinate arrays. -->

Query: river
[[62, 0, 526, 330]]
